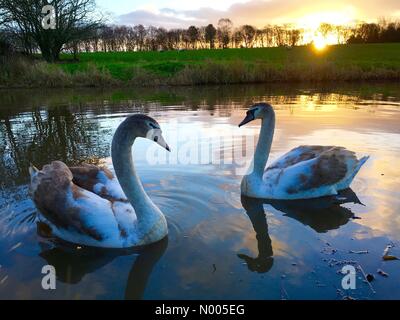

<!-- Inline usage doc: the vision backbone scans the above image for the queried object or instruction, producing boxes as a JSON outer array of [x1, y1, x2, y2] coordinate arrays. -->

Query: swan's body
[[239, 103, 369, 200], [29, 114, 170, 248]]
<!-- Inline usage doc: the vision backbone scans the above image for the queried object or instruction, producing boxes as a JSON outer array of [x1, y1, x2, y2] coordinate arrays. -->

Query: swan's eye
[[149, 123, 159, 129], [154, 136, 158, 142]]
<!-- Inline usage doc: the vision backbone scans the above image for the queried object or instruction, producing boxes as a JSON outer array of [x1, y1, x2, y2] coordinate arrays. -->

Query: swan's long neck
[[111, 123, 162, 227], [252, 113, 275, 179]]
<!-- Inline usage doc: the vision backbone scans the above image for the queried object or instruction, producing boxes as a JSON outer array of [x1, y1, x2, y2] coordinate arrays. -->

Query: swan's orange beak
[[238, 111, 255, 127]]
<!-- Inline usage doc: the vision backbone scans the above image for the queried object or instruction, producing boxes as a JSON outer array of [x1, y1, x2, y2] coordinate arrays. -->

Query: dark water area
[[0, 82, 399, 299]]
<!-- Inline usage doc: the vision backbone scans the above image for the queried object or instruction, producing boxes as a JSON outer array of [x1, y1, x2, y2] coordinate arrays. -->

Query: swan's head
[[238, 103, 274, 127], [124, 114, 170, 151]]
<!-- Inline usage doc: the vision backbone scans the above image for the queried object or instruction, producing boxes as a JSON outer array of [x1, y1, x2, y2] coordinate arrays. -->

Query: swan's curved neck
[[252, 114, 275, 178], [111, 125, 160, 224]]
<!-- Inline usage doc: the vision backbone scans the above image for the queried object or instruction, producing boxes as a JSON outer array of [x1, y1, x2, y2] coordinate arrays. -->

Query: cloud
[[117, 0, 400, 28]]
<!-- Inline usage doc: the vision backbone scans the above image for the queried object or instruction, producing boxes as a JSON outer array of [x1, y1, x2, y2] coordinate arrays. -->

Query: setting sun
[[313, 34, 328, 51]]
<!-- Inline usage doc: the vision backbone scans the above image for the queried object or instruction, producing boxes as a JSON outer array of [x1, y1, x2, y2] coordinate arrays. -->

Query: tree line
[[1, 1, 400, 62], [76, 19, 305, 53], [69, 19, 400, 54], [347, 19, 400, 43]]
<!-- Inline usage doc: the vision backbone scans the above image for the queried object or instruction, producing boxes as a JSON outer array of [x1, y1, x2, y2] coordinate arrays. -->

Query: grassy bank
[[1, 43, 400, 88]]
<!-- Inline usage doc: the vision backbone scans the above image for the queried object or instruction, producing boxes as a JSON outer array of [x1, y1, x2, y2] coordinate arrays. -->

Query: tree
[[273, 25, 285, 46], [380, 22, 400, 42], [335, 25, 351, 44], [0, 0, 102, 62], [318, 23, 333, 39], [167, 29, 180, 50], [232, 29, 242, 48], [133, 24, 146, 51], [217, 18, 233, 48], [262, 25, 274, 47], [187, 25, 199, 49], [155, 27, 168, 50], [241, 25, 256, 48], [288, 28, 301, 47], [205, 23, 216, 49]]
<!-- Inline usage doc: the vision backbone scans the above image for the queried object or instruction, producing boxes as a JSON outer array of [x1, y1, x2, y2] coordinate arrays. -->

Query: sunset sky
[[97, 0, 400, 29]]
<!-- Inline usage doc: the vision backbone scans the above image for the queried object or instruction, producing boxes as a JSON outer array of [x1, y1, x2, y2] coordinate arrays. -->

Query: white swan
[[29, 114, 170, 248], [238, 103, 369, 200]]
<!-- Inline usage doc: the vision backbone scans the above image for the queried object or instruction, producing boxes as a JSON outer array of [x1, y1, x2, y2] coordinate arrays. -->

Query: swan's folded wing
[[267, 145, 338, 171], [30, 161, 122, 243], [69, 164, 127, 202], [266, 147, 359, 197]]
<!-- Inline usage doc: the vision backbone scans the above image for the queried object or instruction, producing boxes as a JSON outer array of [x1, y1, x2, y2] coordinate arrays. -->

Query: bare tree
[[0, 0, 102, 62], [167, 29, 180, 50], [217, 18, 233, 48], [262, 25, 274, 47], [318, 23, 333, 39], [197, 26, 207, 49], [241, 25, 256, 48], [187, 25, 199, 49], [232, 29, 243, 48], [205, 23, 216, 49], [133, 24, 146, 51], [273, 25, 285, 46], [288, 28, 301, 47]]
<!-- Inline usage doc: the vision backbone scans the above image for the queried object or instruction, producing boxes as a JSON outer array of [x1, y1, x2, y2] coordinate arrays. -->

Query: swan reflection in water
[[239, 189, 362, 273], [38, 237, 168, 299]]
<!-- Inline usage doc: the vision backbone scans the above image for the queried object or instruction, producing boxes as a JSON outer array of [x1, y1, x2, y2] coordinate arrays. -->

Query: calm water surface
[[0, 83, 399, 299]]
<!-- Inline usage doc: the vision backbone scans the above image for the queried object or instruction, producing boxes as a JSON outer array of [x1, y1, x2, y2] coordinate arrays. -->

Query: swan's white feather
[[243, 145, 369, 200], [93, 170, 127, 201], [31, 161, 140, 248]]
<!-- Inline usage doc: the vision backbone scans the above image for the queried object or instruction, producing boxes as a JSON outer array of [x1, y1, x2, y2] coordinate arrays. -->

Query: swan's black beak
[[238, 111, 255, 127], [152, 131, 171, 152]]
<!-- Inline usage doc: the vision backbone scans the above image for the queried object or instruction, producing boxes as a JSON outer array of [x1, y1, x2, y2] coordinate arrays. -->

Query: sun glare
[[313, 35, 328, 51]]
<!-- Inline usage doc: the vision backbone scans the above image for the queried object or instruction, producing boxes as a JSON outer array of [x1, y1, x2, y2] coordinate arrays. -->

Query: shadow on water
[[39, 237, 168, 300], [239, 189, 361, 273]]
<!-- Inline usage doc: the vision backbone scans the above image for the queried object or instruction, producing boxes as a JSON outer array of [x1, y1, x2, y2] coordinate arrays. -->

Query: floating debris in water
[[377, 269, 389, 277], [366, 274, 375, 282], [321, 247, 337, 255], [0, 275, 8, 285], [329, 259, 358, 268], [357, 264, 376, 294], [349, 250, 369, 254], [382, 245, 399, 261], [8, 242, 22, 252], [383, 255, 398, 261], [343, 296, 356, 300], [352, 216, 362, 220]]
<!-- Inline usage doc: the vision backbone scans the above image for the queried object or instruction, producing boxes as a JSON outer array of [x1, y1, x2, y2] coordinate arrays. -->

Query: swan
[[238, 103, 369, 200], [29, 114, 170, 248]]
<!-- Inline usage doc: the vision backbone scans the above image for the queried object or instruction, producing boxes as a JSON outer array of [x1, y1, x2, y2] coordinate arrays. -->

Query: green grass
[[58, 43, 400, 80], [2, 43, 400, 88]]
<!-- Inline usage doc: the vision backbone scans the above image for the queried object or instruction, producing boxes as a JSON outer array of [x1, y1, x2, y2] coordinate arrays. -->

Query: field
[[2, 43, 400, 87], [60, 43, 400, 78]]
